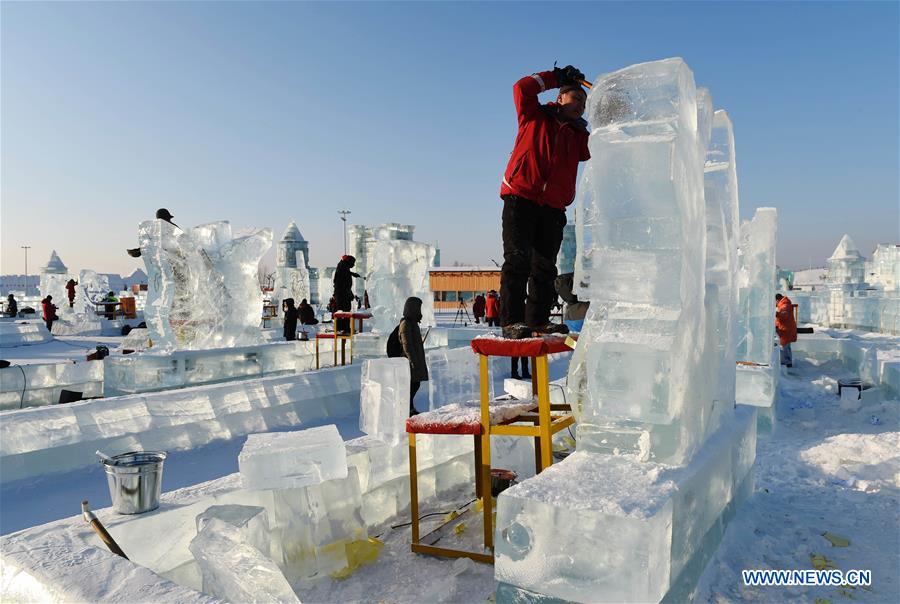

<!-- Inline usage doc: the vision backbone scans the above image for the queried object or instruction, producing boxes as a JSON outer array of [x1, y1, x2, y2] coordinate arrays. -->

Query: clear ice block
[[736, 208, 778, 365], [367, 232, 436, 334], [189, 517, 299, 603], [196, 504, 270, 558], [239, 424, 348, 490], [359, 357, 411, 444]]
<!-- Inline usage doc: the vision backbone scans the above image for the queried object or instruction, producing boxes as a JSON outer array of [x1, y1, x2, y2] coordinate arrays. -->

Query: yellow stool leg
[[409, 433, 420, 545], [535, 355, 553, 471], [479, 354, 493, 550]]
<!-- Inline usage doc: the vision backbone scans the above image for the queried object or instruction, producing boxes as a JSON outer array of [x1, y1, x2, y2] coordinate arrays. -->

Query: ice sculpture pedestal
[[495, 406, 757, 603]]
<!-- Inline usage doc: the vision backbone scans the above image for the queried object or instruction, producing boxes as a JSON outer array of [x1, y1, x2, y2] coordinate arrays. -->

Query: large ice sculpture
[[568, 57, 720, 465], [272, 221, 312, 312], [359, 357, 411, 444], [74, 270, 111, 316], [139, 219, 272, 350], [367, 228, 436, 334], [736, 208, 778, 365], [498, 58, 756, 604], [38, 251, 71, 314]]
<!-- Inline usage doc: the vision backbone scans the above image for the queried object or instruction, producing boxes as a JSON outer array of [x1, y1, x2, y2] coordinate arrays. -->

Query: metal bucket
[[101, 451, 167, 514]]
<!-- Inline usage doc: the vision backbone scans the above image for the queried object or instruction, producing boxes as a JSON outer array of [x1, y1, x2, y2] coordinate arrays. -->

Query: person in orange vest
[[775, 293, 797, 367], [484, 290, 500, 327]]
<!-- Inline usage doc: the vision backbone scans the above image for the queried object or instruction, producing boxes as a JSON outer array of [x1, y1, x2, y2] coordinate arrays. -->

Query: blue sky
[[2, 1, 897, 276]]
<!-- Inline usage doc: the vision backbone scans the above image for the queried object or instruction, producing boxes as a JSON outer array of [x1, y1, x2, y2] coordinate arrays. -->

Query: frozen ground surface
[[0, 334, 124, 365], [695, 357, 899, 603]]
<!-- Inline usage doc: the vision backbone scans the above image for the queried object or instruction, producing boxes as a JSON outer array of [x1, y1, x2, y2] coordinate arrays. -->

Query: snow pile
[[801, 432, 900, 492]]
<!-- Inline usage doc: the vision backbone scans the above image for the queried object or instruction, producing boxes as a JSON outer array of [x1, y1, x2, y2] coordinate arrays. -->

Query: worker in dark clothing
[[5, 294, 18, 317], [127, 208, 179, 258], [332, 255, 361, 334], [398, 297, 428, 415], [298, 299, 318, 325], [472, 294, 486, 324], [282, 298, 299, 341], [65, 279, 78, 308], [41, 295, 58, 332], [499, 65, 590, 339]]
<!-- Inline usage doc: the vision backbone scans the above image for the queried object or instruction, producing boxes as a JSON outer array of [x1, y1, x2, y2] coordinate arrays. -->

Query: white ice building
[[38, 250, 71, 313]]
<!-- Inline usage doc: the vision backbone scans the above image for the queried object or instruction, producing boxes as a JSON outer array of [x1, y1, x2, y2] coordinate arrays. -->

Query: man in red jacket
[[499, 65, 590, 338], [775, 293, 798, 367]]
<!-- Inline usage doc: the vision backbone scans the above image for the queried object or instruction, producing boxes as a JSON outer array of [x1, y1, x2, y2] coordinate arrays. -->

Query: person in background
[[103, 291, 119, 320], [282, 298, 299, 341], [472, 293, 486, 324], [41, 295, 58, 332], [498, 65, 590, 339], [398, 296, 428, 416], [5, 294, 18, 317], [511, 356, 531, 381], [298, 299, 318, 325], [332, 255, 361, 334], [485, 290, 500, 327], [65, 279, 78, 308], [775, 293, 797, 368]]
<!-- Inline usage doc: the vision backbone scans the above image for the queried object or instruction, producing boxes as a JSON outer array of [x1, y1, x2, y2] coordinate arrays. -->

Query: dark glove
[[554, 65, 585, 87]]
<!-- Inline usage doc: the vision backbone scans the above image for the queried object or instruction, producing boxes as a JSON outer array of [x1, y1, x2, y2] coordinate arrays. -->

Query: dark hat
[[558, 83, 587, 97], [156, 208, 175, 221]]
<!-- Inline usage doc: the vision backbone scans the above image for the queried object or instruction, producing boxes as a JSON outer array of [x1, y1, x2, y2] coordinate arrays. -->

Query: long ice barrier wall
[[793, 331, 900, 398], [0, 363, 362, 483]]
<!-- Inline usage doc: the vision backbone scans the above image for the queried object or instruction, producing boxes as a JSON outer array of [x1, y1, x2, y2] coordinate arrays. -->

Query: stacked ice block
[[367, 229, 436, 334], [359, 357, 411, 444], [74, 269, 111, 316], [189, 517, 299, 603], [496, 58, 756, 603], [238, 424, 348, 490], [138, 219, 272, 350], [735, 208, 780, 431]]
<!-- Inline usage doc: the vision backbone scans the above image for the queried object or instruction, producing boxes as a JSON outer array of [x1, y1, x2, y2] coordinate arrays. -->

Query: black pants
[[334, 291, 353, 333], [511, 356, 530, 378], [486, 317, 498, 327], [45, 319, 54, 332], [500, 196, 566, 327], [410, 380, 421, 413]]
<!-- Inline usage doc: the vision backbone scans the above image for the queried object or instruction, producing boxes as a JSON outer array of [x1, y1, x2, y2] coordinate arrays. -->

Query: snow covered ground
[[696, 357, 899, 603]]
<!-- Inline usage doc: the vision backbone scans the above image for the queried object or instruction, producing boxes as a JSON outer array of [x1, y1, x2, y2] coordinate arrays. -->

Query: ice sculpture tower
[[38, 251, 71, 313], [494, 58, 757, 603], [272, 221, 311, 312], [826, 234, 866, 286], [139, 219, 272, 350]]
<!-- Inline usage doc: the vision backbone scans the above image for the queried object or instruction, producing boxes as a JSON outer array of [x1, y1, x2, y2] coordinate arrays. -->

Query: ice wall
[[139, 219, 272, 350], [704, 110, 741, 410], [367, 229, 436, 334], [736, 208, 778, 365], [568, 57, 720, 465]]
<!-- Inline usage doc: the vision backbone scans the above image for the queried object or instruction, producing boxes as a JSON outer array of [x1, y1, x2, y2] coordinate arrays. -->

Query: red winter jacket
[[485, 293, 500, 319], [775, 296, 797, 346], [500, 70, 591, 210]]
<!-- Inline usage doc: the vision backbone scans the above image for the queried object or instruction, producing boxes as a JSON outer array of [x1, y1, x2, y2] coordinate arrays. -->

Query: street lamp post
[[21, 245, 31, 295], [338, 210, 351, 256]]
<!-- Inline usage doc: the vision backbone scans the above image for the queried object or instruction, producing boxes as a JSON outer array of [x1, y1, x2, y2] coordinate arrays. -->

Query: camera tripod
[[453, 299, 471, 326]]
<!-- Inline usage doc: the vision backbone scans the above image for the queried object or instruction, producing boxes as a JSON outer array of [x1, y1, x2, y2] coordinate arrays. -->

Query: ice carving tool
[[579, 80, 592, 89], [82, 500, 129, 559]]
